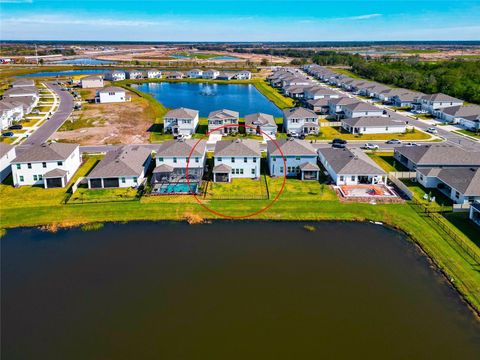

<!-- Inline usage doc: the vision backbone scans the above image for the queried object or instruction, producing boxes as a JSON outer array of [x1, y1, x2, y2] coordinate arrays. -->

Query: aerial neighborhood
[[1, 63, 479, 228]]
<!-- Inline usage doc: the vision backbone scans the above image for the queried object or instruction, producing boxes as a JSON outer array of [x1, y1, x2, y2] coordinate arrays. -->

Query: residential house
[[303, 86, 339, 100], [11, 143, 81, 188], [0, 143, 16, 182], [152, 139, 207, 188], [362, 84, 390, 98], [244, 112, 277, 135], [147, 69, 162, 79], [217, 72, 235, 80], [188, 69, 203, 78], [80, 75, 104, 89], [343, 102, 384, 118], [420, 93, 464, 114], [394, 145, 480, 170], [203, 69, 220, 79], [459, 115, 480, 132], [283, 85, 307, 99], [163, 107, 199, 136], [328, 97, 360, 117], [283, 107, 319, 135], [307, 98, 330, 114], [104, 70, 126, 81], [12, 79, 35, 88], [267, 138, 320, 180], [0, 100, 24, 130], [391, 91, 423, 108], [281, 77, 311, 88], [208, 109, 239, 135], [213, 139, 261, 182], [416, 167, 480, 205], [166, 71, 184, 79], [234, 71, 252, 80], [87, 145, 152, 189], [95, 87, 129, 103], [377, 88, 411, 103], [436, 105, 480, 126], [470, 201, 480, 226], [341, 116, 407, 134], [3, 86, 38, 99], [127, 70, 145, 80], [317, 147, 387, 186]]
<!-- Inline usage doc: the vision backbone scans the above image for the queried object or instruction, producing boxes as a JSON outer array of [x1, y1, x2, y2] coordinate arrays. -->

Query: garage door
[[46, 177, 63, 188], [103, 178, 120, 188]]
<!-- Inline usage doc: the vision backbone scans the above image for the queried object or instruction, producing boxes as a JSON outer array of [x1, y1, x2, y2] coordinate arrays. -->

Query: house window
[[158, 157, 164, 162], [57, 161, 63, 166], [173, 157, 177, 163], [296, 157, 300, 161], [27, 163, 32, 169], [455, 191, 460, 199], [19, 176, 24, 182], [42, 162, 47, 168], [231, 157, 235, 163], [279, 166, 284, 173], [272, 157, 276, 162], [16, 164, 21, 169], [240, 169, 244, 174], [231, 169, 235, 174], [253, 157, 257, 163], [39, 175, 42, 180], [217, 157, 222, 162], [133, 177, 138, 183], [351, 176, 355, 181], [195, 157, 199, 163], [340, 176, 344, 181], [33, 175, 38, 181], [121, 178, 126, 183], [251, 168, 255, 175], [244, 157, 247, 163]]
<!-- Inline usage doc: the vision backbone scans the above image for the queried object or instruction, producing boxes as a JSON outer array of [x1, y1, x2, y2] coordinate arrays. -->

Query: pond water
[[2, 221, 480, 359], [50, 58, 117, 65], [131, 82, 284, 117], [17, 69, 112, 78]]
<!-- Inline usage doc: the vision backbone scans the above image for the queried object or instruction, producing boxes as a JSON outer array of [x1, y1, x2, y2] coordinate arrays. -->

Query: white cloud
[[345, 14, 382, 20], [0, 0, 32, 3], [1, 15, 166, 27]]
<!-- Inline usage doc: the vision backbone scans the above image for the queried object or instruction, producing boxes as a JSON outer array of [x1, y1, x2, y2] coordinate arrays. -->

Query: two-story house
[[244, 112, 277, 135], [343, 102, 384, 118], [208, 109, 239, 135], [147, 69, 162, 79], [420, 93, 464, 114], [282, 107, 319, 136], [11, 143, 81, 188], [188, 69, 203, 78], [95, 87, 129, 103], [213, 139, 261, 182], [163, 108, 199, 136]]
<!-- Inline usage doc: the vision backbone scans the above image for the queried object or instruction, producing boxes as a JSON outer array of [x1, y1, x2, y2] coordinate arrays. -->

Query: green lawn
[[203, 178, 268, 200], [403, 179, 453, 210], [69, 187, 139, 204], [368, 152, 408, 172], [306, 126, 431, 141], [454, 129, 480, 139]]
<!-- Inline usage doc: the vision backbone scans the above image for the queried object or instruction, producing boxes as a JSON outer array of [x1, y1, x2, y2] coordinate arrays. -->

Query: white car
[[363, 143, 379, 150], [426, 127, 438, 134]]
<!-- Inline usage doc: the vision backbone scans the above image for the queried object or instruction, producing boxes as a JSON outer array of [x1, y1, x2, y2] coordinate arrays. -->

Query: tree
[[260, 58, 269, 66]]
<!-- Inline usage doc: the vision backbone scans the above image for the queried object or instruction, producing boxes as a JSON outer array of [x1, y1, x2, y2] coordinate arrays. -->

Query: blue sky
[[1, 0, 479, 41]]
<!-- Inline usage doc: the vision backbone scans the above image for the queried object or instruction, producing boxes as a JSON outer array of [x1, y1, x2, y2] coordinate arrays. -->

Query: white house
[[213, 139, 261, 182], [343, 102, 384, 118], [87, 145, 152, 189], [104, 70, 126, 81], [317, 147, 387, 186], [188, 69, 203, 78], [11, 143, 81, 188], [234, 71, 252, 80], [267, 138, 320, 180], [391, 91, 423, 108], [470, 201, 480, 226], [3, 86, 39, 100], [303, 86, 339, 100], [12, 79, 35, 88], [80, 75, 104, 89], [341, 116, 407, 134], [328, 97, 360, 116], [0, 143, 16, 182], [377, 88, 411, 102], [152, 139, 207, 192], [0, 100, 24, 130], [95, 87, 129, 103], [436, 105, 480, 125], [147, 69, 162, 79], [282, 107, 319, 135], [166, 71, 184, 79], [163, 108, 199, 136], [203, 69, 220, 79], [208, 109, 239, 135], [416, 167, 480, 205], [127, 70, 145, 80], [420, 93, 464, 114], [244, 112, 277, 135]]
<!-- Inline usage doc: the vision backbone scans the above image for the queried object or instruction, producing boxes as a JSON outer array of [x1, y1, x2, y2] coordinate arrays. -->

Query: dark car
[[332, 138, 347, 145], [2, 132, 14, 137], [8, 124, 23, 130], [332, 142, 346, 149]]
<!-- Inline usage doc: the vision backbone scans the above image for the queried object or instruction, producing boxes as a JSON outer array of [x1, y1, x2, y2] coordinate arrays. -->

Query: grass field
[[306, 126, 431, 141], [367, 152, 408, 172], [454, 129, 480, 139]]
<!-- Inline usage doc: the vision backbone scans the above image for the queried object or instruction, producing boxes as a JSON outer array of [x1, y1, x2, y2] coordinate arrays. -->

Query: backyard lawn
[[454, 129, 480, 139], [306, 126, 432, 141], [69, 187, 139, 204], [367, 152, 408, 172]]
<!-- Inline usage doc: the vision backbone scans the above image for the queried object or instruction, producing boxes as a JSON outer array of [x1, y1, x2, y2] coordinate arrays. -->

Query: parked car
[[332, 138, 347, 145], [2, 132, 14, 137], [332, 142, 346, 149], [426, 127, 438, 134], [8, 124, 23, 130], [363, 143, 379, 150], [404, 142, 419, 147], [386, 139, 402, 144]]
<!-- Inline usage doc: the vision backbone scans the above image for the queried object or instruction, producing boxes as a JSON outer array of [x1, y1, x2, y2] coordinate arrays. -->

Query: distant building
[[234, 71, 252, 80], [244, 112, 277, 135], [342, 102, 384, 118], [203, 69, 220, 79], [188, 69, 203, 78], [127, 70, 145, 80], [282, 107, 319, 135], [104, 70, 126, 81], [341, 116, 407, 134], [419, 93, 464, 114], [147, 69, 162, 79], [80, 75, 104, 89], [95, 87, 129, 103]]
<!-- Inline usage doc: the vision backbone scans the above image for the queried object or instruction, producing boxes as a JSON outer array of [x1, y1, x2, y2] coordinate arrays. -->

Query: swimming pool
[[155, 183, 198, 194]]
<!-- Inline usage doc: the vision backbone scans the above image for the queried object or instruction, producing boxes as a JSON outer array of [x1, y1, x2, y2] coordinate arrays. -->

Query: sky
[[0, 0, 479, 41]]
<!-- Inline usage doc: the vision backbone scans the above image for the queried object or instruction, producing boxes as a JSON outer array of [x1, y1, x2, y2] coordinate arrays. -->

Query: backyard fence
[[388, 174, 413, 200], [320, 121, 342, 127], [389, 171, 416, 179], [412, 199, 480, 265], [453, 203, 471, 212]]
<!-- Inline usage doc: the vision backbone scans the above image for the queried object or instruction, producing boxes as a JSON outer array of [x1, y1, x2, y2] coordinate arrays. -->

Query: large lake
[[132, 82, 284, 117], [2, 221, 480, 359]]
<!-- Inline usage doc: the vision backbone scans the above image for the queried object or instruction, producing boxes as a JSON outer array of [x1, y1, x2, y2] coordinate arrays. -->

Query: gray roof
[[214, 139, 261, 157], [308, 98, 329, 107], [328, 97, 359, 106], [81, 75, 103, 81], [283, 107, 317, 119], [3, 87, 38, 97], [342, 116, 406, 127], [440, 105, 480, 117], [299, 162, 320, 171], [164, 107, 198, 119], [43, 168, 67, 178], [88, 145, 151, 178], [208, 109, 239, 120], [244, 113, 276, 128], [419, 167, 480, 196], [421, 93, 463, 103], [267, 138, 317, 156], [97, 86, 125, 93], [12, 79, 35, 87], [343, 102, 382, 112], [395, 144, 480, 167], [213, 164, 232, 172], [318, 148, 386, 176], [12, 143, 78, 163], [153, 164, 174, 173], [0, 143, 14, 158], [156, 139, 206, 157], [304, 87, 338, 96], [392, 91, 424, 102], [379, 88, 411, 97]]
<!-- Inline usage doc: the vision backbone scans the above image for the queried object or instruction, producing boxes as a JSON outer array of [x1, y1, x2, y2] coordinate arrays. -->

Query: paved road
[[20, 82, 74, 147]]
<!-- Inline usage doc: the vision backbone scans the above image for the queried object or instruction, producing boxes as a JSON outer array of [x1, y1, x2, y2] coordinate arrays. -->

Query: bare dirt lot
[[53, 89, 153, 145]]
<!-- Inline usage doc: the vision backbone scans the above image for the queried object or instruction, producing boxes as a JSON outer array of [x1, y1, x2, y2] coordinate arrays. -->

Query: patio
[[337, 184, 398, 199]]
